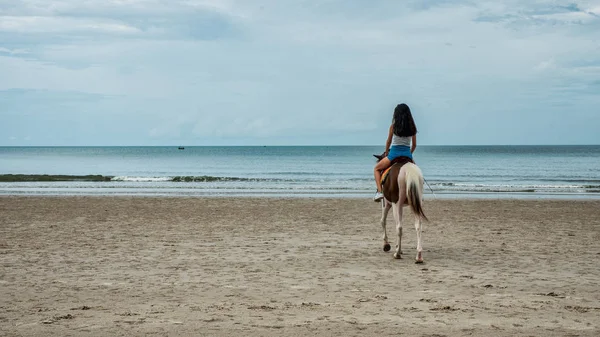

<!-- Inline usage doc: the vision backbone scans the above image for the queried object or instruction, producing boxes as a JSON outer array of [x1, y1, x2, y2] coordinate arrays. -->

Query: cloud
[[535, 59, 557, 71], [0, 15, 141, 34], [474, 1, 600, 27], [1, 0, 599, 145], [0, 47, 29, 55], [0, 0, 244, 46]]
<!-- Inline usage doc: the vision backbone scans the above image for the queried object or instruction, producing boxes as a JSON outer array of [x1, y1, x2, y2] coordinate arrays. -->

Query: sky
[[1, 0, 599, 146]]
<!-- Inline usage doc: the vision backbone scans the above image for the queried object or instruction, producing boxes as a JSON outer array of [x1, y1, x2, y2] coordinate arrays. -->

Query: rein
[[423, 178, 437, 199]]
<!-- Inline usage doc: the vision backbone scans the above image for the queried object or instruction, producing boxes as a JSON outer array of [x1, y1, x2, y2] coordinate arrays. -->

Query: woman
[[373, 103, 418, 202]]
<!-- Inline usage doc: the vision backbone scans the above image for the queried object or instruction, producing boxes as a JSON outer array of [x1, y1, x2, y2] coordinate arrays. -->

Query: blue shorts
[[387, 145, 412, 161]]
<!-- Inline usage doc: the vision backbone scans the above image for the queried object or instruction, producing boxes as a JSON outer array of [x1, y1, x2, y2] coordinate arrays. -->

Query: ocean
[[1, 146, 599, 199]]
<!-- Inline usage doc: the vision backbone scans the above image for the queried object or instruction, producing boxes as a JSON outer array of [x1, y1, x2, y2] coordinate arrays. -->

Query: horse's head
[[373, 152, 386, 162]]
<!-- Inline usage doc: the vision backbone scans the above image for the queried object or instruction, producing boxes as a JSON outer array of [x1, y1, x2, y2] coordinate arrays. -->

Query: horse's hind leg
[[414, 215, 424, 263], [392, 202, 403, 259], [381, 200, 392, 252], [393, 171, 408, 259]]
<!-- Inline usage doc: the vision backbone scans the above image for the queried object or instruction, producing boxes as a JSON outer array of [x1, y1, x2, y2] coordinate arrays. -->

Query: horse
[[374, 153, 428, 263]]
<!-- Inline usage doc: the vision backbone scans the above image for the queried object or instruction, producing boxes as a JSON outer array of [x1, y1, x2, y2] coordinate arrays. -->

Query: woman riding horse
[[373, 103, 418, 202]]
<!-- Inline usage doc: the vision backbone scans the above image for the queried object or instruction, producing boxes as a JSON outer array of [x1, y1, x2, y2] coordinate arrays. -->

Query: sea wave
[[110, 176, 268, 182], [2, 174, 600, 196], [0, 174, 112, 182], [0, 174, 277, 183], [428, 182, 600, 193]]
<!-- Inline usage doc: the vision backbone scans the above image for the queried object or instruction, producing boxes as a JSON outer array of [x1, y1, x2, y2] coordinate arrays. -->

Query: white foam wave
[[449, 183, 588, 189], [111, 176, 172, 182]]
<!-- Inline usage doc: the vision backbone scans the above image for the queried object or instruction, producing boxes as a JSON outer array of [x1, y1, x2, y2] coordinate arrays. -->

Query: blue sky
[[1, 0, 599, 146]]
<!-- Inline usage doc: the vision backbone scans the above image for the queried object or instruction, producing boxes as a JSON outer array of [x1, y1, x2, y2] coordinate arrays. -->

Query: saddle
[[376, 155, 414, 204]]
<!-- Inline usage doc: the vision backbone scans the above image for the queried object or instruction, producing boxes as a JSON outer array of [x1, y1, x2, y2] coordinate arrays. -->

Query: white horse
[[379, 161, 428, 263]]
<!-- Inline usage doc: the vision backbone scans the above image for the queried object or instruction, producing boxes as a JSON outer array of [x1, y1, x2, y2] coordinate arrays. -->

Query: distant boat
[[178, 147, 185, 150]]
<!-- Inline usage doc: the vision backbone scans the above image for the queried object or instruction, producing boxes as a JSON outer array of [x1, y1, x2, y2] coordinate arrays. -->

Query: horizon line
[[1, 144, 600, 147]]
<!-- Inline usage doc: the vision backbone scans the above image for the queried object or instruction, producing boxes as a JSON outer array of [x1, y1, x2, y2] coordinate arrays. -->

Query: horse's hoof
[[415, 252, 423, 264], [393, 253, 402, 259], [383, 243, 391, 252]]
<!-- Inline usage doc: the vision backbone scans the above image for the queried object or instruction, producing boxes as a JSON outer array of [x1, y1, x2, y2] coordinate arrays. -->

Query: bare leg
[[381, 200, 392, 251], [415, 215, 423, 263], [374, 157, 391, 193]]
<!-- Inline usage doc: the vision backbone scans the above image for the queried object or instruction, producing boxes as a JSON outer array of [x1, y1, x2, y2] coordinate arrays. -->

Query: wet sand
[[1, 196, 599, 336]]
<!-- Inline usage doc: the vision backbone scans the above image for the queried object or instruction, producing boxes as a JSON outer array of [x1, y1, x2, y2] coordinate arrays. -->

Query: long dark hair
[[392, 103, 417, 137]]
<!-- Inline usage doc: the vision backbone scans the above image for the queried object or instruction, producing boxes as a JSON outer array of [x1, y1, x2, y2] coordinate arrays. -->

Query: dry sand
[[1, 196, 599, 336]]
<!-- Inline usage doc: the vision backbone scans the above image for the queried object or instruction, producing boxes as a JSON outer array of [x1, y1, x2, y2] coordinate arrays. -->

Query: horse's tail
[[405, 162, 428, 221]]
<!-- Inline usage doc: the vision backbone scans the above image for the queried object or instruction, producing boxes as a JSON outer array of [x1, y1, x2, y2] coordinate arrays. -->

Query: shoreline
[[1, 197, 599, 336], [2, 192, 600, 200]]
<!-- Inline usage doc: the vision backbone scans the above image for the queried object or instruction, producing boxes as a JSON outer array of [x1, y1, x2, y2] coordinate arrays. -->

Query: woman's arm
[[411, 134, 417, 153], [385, 125, 393, 154]]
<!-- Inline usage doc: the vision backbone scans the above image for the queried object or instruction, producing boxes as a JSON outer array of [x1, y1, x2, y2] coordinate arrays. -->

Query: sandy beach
[[1, 196, 599, 336]]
